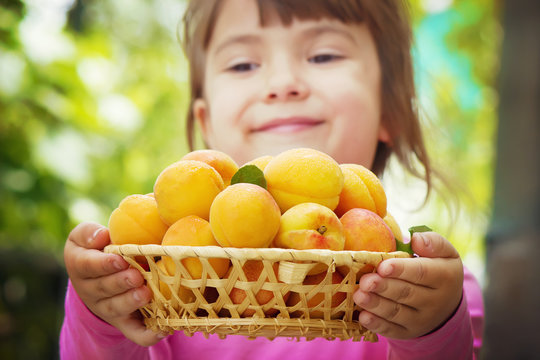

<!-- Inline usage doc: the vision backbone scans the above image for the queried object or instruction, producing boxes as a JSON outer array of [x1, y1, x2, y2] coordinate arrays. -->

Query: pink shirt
[[60, 268, 483, 360]]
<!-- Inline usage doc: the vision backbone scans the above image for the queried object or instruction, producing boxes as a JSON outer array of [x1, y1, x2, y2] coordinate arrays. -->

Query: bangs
[[256, 0, 367, 26]]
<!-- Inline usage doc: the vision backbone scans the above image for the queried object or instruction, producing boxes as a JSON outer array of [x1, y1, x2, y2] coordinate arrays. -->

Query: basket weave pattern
[[105, 244, 410, 342]]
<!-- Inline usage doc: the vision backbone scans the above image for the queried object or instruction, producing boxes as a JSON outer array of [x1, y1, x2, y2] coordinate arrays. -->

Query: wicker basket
[[104, 244, 410, 342]]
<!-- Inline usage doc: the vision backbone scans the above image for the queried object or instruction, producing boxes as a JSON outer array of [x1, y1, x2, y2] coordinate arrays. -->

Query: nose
[[263, 60, 309, 102]]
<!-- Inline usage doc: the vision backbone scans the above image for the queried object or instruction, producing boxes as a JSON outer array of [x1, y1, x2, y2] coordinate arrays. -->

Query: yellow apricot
[[161, 215, 229, 279], [108, 194, 168, 245], [154, 160, 225, 225], [209, 183, 281, 248], [264, 148, 344, 213], [181, 149, 239, 186], [243, 155, 273, 172], [335, 163, 387, 218], [334, 167, 376, 216], [273, 202, 345, 251]]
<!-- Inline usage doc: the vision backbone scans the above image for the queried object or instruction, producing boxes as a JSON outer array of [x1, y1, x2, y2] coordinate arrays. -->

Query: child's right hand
[[64, 222, 167, 346]]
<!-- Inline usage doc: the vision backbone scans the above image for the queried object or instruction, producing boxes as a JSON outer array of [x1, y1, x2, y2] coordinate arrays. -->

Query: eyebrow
[[211, 24, 359, 57], [212, 34, 261, 58], [300, 25, 358, 45]]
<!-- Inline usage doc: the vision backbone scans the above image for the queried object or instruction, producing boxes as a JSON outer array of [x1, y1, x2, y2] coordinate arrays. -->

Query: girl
[[61, 0, 483, 359]]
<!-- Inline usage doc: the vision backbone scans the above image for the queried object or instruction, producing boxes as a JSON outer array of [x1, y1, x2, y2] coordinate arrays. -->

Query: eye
[[309, 54, 343, 64], [228, 62, 259, 72]]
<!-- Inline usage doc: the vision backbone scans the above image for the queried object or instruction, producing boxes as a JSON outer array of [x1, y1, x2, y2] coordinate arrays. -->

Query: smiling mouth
[[251, 117, 325, 134]]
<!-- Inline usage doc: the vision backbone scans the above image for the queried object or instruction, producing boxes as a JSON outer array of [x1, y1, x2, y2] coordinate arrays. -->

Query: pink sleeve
[[59, 281, 171, 360], [386, 267, 484, 360]]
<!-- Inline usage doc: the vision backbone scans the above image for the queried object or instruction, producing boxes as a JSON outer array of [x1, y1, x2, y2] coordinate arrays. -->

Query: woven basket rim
[[104, 244, 410, 265]]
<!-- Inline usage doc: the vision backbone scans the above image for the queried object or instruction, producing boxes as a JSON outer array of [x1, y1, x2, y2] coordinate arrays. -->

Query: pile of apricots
[[108, 148, 404, 317]]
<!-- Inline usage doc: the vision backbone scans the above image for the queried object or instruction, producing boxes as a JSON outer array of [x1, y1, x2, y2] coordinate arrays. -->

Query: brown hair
[[180, 0, 433, 195]]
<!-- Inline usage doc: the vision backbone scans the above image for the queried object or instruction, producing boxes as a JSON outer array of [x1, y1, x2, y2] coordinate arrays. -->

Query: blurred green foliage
[[406, 0, 500, 270], [1, 0, 191, 357], [0, 0, 499, 358], [1, 0, 192, 257]]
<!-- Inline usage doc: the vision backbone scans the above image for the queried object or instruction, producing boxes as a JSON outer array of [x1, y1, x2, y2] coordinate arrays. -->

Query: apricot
[[274, 202, 345, 251], [181, 149, 239, 186], [384, 212, 403, 242], [155, 259, 194, 304], [264, 148, 344, 213], [334, 164, 387, 218], [337, 209, 395, 280], [287, 271, 346, 319], [209, 183, 281, 248], [340, 208, 396, 252], [154, 160, 225, 225], [229, 260, 289, 317], [243, 155, 273, 171], [108, 194, 168, 245], [161, 215, 230, 279]]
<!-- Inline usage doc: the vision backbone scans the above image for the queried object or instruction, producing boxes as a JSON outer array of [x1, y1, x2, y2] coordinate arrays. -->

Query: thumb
[[68, 222, 111, 250], [411, 232, 459, 259]]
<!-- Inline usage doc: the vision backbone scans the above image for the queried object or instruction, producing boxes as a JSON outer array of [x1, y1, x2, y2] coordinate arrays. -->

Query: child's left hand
[[353, 232, 464, 339]]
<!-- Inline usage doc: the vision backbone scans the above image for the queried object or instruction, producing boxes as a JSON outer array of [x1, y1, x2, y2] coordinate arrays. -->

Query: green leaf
[[395, 238, 414, 255], [394, 225, 433, 255], [408, 225, 433, 238], [230, 165, 267, 189]]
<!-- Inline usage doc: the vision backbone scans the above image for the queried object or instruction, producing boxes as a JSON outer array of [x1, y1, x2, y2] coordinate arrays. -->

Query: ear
[[193, 98, 211, 143], [377, 123, 392, 146]]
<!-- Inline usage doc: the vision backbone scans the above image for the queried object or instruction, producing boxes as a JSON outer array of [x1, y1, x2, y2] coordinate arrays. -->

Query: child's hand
[[64, 222, 167, 346], [353, 232, 463, 339]]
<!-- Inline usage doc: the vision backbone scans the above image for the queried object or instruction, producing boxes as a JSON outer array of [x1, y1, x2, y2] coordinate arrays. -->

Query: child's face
[[194, 0, 389, 167]]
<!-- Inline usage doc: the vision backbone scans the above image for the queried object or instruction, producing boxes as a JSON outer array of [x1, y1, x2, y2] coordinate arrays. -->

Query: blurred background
[[0, 0, 538, 359]]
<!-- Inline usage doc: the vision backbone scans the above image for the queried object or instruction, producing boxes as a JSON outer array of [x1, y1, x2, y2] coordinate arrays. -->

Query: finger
[[358, 310, 410, 340], [358, 273, 432, 309], [67, 222, 111, 250], [376, 257, 457, 287], [94, 286, 152, 320], [65, 240, 129, 279], [353, 290, 417, 328], [84, 267, 144, 299], [114, 312, 169, 347], [411, 232, 460, 259]]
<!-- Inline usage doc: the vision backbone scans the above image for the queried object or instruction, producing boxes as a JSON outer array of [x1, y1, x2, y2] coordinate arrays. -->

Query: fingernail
[[421, 234, 430, 248], [126, 277, 135, 287], [157, 332, 169, 339], [90, 227, 104, 244], [133, 290, 142, 302], [380, 263, 393, 276], [360, 314, 373, 326], [113, 259, 124, 271], [354, 291, 369, 305]]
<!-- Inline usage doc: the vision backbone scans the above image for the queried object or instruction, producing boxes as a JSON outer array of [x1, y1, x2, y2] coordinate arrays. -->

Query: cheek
[[203, 83, 253, 159], [315, 67, 380, 121], [333, 88, 381, 133], [327, 88, 382, 166], [207, 93, 233, 126], [207, 79, 256, 129]]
